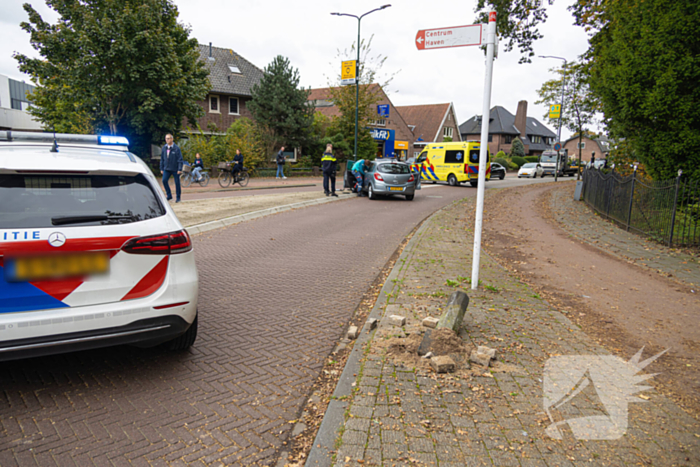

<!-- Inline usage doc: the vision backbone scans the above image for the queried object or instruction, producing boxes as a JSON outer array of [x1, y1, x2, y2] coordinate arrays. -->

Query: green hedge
[[525, 156, 539, 163], [511, 156, 527, 168]]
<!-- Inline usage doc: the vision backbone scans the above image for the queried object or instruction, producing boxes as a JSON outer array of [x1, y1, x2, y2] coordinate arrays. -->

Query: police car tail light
[[408, 174, 415, 182], [374, 173, 384, 181], [121, 230, 192, 255]]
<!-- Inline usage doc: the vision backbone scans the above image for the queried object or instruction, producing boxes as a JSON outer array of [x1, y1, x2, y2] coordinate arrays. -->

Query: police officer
[[321, 144, 338, 197]]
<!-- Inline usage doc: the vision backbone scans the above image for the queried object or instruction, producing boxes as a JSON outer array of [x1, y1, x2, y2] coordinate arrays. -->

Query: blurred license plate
[[5, 252, 110, 282], [389, 187, 403, 191]]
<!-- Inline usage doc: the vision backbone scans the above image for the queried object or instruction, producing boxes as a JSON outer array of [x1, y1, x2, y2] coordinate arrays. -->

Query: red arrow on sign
[[415, 30, 426, 50]]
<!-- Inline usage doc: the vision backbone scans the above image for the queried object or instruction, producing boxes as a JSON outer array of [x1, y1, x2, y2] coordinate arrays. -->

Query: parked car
[[518, 163, 544, 178], [0, 132, 199, 361], [362, 159, 418, 200], [489, 162, 506, 180]]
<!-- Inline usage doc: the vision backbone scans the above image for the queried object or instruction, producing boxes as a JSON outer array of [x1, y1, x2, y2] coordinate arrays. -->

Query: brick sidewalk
[[319, 195, 700, 467], [547, 184, 699, 287]]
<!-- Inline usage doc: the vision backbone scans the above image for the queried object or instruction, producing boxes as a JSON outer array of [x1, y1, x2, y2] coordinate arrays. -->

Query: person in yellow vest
[[321, 143, 338, 197]]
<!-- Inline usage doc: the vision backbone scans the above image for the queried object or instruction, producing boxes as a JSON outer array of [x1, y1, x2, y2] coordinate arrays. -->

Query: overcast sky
[[0, 0, 594, 141]]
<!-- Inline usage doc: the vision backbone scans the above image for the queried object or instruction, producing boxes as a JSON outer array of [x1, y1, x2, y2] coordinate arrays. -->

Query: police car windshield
[[0, 173, 165, 229]]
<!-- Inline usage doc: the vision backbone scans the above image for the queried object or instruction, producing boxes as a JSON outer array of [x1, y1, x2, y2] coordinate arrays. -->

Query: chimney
[[514, 100, 528, 138], [208, 42, 215, 61]]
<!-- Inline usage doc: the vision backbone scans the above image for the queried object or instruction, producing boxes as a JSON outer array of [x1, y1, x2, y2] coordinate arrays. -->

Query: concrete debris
[[421, 352, 434, 359], [430, 355, 456, 373], [422, 317, 439, 328], [347, 326, 359, 340], [389, 315, 406, 326], [477, 345, 497, 360], [367, 318, 378, 330]]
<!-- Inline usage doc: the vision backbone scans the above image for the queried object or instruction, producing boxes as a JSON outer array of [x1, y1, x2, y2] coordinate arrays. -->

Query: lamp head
[[380, 4, 391, 8]]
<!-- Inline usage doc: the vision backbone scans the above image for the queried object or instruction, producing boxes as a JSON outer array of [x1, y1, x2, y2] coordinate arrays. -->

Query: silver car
[[362, 159, 418, 200]]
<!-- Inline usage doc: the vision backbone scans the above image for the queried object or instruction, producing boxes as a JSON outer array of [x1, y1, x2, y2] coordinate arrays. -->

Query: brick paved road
[[0, 186, 485, 466]]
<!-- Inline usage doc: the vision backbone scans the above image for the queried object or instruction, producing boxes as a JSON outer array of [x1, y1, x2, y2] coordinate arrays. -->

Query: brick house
[[186, 43, 263, 134], [394, 103, 461, 158], [563, 133, 611, 163], [307, 84, 414, 159], [459, 101, 556, 157]]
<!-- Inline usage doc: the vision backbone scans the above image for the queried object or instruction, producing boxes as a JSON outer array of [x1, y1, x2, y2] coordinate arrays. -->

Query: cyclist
[[192, 153, 205, 181], [231, 149, 244, 182]]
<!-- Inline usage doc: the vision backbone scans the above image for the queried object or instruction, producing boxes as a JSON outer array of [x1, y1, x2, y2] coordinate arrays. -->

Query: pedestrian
[[351, 158, 372, 197], [160, 133, 183, 202], [321, 143, 338, 197], [276, 146, 287, 179], [232, 149, 244, 182], [192, 153, 204, 181]]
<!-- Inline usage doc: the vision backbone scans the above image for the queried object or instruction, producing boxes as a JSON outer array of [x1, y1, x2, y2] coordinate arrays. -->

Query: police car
[[0, 132, 198, 361]]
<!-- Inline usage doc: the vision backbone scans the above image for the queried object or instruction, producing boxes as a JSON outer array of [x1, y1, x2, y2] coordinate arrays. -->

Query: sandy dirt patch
[[170, 191, 329, 227]]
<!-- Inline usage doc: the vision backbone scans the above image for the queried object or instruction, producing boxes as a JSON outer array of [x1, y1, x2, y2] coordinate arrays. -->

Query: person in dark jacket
[[232, 149, 244, 181], [276, 146, 287, 179], [160, 134, 184, 202], [192, 153, 204, 181], [321, 143, 338, 197]]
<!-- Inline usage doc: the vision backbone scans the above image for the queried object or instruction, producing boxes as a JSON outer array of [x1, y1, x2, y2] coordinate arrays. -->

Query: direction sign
[[341, 60, 356, 86], [415, 24, 483, 51]]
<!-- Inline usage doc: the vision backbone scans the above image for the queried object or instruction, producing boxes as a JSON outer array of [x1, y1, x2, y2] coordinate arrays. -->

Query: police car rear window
[[0, 174, 165, 228], [377, 163, 410, 175]]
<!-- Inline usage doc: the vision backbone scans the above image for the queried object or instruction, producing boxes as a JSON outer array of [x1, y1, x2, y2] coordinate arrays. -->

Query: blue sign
[[377, 104, 390, 118]]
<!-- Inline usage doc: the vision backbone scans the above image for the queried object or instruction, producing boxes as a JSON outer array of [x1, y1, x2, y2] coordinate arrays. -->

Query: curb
[[304, 206, 440, 467], [181, 182, 317, 195], [185, 193, 354, 236]]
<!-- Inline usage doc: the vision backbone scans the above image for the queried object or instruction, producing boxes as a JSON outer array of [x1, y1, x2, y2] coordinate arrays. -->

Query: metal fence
[[582, 169, 700, 247]]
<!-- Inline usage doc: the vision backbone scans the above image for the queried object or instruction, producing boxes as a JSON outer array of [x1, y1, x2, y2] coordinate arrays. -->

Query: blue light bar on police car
[[98, 135, 130, 146]]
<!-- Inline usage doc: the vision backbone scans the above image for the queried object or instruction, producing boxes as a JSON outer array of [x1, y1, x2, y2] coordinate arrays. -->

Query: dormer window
[[228, 65, 241, 74]]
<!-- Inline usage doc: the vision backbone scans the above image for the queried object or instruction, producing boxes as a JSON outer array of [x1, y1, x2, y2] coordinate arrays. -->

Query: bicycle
[[217, 162, 249, 188], [180, 164, 210, 187]]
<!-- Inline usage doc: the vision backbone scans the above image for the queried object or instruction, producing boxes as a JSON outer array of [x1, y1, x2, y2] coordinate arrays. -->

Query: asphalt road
[[0, 177, 557, 466]]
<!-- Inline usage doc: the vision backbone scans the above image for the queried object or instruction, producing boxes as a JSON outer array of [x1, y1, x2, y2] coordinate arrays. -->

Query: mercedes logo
[[48, 232, 67, 248]]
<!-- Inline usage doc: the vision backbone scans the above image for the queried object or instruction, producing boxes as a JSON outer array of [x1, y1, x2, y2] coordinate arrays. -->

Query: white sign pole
[[471, 11, 498, 290]]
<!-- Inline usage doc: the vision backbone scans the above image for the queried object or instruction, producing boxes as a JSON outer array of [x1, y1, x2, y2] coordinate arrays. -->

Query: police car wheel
[[405, 194, 414, 201]]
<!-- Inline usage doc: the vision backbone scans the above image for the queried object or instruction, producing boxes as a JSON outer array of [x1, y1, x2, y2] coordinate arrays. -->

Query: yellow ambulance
[[414, 141, 491, 187]]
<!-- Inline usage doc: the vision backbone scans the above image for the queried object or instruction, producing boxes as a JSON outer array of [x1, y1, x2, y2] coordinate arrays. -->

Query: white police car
[[0, 132, 198, 360]]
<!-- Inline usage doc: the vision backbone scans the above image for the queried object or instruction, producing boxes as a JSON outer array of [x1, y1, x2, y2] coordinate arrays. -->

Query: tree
[[585, 0, 700, 179], [510, 137, 525, 159], [327, 35, 399, 160], [536, 62, 598, 177], [14, 0, 210, 158], [248, 55, 314, 155], [181, 119, 267, 173]]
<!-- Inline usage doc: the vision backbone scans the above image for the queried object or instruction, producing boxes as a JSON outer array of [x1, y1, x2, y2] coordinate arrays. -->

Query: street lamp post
[[331, 5, 391, 163], [540, 55, 567, 182]]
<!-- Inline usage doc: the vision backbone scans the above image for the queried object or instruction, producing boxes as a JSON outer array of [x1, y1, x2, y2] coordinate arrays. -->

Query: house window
[[443, 127, 453, 138], [368, 119, 386, 126], [578, 142, 586, 149], [504, 135, 513, 144], [488, 134, 492, 142], [530, 135, 542, 144], [228, 64, 241, 74], [229, 97, 239, 115], [209, 95, 219, 113]]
